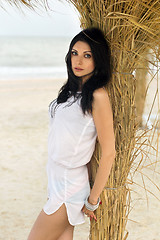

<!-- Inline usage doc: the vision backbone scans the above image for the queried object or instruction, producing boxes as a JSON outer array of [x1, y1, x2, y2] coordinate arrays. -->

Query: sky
[[0, 0, 81, 37]]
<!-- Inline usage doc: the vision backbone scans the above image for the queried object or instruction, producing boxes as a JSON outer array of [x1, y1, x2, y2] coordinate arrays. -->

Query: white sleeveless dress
[[43, 93, 97, 226]]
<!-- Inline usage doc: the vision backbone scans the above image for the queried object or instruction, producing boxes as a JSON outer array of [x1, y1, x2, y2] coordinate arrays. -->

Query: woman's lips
[[74, 67, 84, 71]]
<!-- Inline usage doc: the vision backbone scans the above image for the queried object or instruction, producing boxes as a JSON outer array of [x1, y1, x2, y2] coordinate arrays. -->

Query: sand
[[0, 78, 159, 240]]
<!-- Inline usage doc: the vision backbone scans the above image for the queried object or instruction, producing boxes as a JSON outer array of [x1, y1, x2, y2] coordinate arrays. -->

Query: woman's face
[[71, 41, 95, 84]]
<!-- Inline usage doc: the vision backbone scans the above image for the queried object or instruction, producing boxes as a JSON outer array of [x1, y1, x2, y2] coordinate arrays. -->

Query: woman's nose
[[76, 56, 83, 65]]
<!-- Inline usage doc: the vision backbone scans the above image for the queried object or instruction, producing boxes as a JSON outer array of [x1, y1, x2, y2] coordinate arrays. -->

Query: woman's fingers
[[90, 215, 97, 221], [85, 210, 97, 221], [92, 214, 97, 221], [90, 214, 97, 221], [82, 205, 97, 221]]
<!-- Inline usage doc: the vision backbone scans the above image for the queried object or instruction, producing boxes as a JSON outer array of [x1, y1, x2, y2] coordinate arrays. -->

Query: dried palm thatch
[[1, 0, 160, 239], [67, 0, 160, 239], [135, 49, 149, 127], [0, 0, 50, 12]]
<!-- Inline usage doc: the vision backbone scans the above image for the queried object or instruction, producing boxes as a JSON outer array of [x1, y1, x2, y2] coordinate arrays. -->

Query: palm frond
[[0, 0, 50, 12]]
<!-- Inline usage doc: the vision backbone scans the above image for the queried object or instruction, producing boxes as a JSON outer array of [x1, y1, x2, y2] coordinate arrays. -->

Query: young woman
[[27, 27, 116, 240]]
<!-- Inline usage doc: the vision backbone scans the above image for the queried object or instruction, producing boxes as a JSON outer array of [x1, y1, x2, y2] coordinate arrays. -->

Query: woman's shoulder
[[93, 87, 109, 103], [92, 88, 113, 119]]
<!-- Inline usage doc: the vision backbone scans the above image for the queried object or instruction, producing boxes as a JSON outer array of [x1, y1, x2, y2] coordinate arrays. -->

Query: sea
[[0, 36, 72, 80]]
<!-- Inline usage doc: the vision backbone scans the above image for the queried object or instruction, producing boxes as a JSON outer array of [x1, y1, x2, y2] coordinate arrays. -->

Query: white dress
[[43, 92, 97, 226]]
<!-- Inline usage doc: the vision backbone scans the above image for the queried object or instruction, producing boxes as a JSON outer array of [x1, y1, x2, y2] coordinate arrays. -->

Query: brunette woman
[[27, 27, 116, 240]]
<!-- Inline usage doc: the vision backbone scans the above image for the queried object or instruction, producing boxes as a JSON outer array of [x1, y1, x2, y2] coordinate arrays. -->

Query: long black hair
[[55, 27, 112, 115]]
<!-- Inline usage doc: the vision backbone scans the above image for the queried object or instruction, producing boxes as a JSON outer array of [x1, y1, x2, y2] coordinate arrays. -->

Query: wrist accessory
[[84, 196, 100, 211]]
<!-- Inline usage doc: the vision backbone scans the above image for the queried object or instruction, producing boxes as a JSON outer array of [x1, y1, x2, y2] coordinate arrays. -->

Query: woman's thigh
[[57, 224, 74, 240], [27, 203, 72, 240]]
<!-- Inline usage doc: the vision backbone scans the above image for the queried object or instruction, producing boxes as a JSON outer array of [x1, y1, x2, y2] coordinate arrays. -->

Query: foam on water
[[0, 66, 67, 80]]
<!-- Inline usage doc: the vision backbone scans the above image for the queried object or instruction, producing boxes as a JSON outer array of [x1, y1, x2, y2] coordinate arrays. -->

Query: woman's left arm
[[89, 88, 116, 204]]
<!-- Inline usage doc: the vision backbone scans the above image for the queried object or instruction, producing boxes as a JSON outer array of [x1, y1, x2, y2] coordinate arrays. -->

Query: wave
[[0, 66, 67, 80]]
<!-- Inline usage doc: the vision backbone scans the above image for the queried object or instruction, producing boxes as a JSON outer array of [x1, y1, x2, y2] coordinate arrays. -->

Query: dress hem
[[42, 202, 86, 226]]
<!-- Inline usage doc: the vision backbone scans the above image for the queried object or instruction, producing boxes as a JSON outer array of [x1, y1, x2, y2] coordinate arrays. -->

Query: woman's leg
[[57, 224, 74, 240], [27, 203, 72, 240]]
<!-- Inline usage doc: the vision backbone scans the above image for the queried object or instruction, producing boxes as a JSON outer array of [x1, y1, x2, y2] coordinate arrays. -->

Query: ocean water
[[0, 36, 72, 80]]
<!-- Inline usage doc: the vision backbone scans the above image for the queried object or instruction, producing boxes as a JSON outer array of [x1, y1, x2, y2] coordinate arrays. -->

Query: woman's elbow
[[102, 148, 116, 162], [110, 151, 116, 162]]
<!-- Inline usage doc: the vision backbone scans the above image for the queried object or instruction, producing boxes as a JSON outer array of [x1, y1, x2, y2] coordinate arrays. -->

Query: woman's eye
[[84, 54, 91, 58], [71, 51, 77, 56]]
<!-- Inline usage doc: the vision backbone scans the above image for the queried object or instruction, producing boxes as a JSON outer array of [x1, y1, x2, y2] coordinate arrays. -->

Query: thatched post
[[135, 50, 149, 127], [67, 0, 160, 239], [90, 70, 136, 239]]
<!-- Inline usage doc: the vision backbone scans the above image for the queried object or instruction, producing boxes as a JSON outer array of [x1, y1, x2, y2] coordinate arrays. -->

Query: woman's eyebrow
[[72, 48, 77, 51], [72, 48, 92, 53]]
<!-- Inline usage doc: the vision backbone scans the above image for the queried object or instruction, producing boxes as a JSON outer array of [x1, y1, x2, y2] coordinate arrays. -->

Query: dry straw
[[67, 1, 160, 239], [2, 0, 160, 239]]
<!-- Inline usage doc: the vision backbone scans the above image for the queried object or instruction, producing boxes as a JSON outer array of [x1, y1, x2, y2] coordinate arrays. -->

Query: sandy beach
[[0, 78, 159, 240]]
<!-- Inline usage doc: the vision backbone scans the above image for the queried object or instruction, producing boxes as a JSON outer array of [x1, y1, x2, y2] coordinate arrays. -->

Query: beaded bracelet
[[84, 196, 100, 211]]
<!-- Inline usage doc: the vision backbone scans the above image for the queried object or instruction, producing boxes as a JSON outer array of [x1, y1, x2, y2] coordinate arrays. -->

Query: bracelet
[[84, 196, 100, 211]]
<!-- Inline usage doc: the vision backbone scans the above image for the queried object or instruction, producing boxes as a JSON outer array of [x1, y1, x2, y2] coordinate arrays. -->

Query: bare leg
[[57, 224, 74, 240], [27, 203, 72, 240]]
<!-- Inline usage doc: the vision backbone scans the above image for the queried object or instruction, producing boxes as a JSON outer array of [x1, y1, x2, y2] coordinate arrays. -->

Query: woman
[[27, 27, 116, 240]]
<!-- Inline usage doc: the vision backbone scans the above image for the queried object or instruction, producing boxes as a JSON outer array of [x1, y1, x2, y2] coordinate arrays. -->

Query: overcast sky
[[0, 0, 81, 37]]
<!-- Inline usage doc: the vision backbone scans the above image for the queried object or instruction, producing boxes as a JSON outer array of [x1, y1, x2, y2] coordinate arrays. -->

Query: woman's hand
[[81, 204, 97, 221], [81, 196, 99, 221]]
